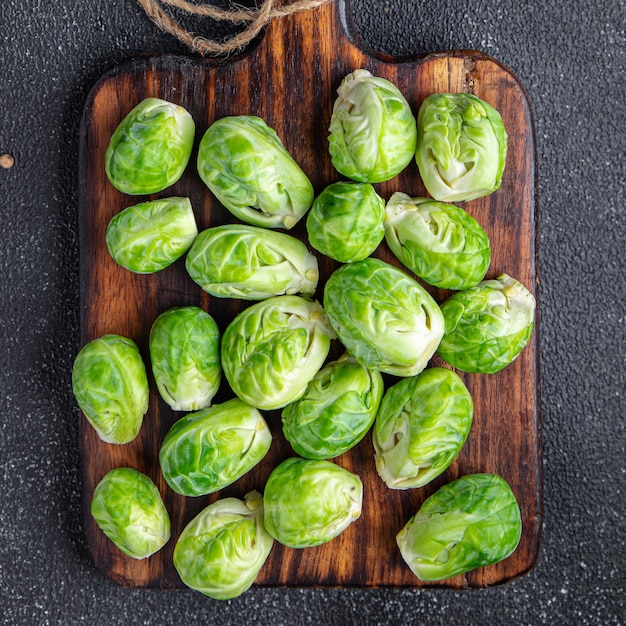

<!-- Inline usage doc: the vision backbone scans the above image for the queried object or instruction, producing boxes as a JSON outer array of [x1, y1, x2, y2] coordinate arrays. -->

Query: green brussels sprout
[[91, 467, 170, 559], [372, 367, 473, 489], [415, 93, 507, 202], [384, 192, 491, 290], [159, 398, 272, 497], [106, 197, 198, 274], [263, 457, 363, 548], [437, 273, 536, 373], [173, 490, 273, 600], [282, 353, 384, 459], [305, 181, 385, 263], [72, 334, 149, 444], [105, 98, 195, 195], [328, 69, 417, 183], [197, 115, 314, 229], [323, 258, 444, 377], [220, 295, 335, 410], [396, 473, 522, 581], [149, 306, 221, 411], [185, 224, 319, 300]]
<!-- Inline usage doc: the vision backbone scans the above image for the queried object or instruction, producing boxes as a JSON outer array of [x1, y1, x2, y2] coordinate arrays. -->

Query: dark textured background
[[1, 0, 624, 624]]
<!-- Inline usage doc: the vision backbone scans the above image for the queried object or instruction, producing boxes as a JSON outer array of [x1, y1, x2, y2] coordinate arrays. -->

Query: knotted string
[[135, 0, 333, 56]]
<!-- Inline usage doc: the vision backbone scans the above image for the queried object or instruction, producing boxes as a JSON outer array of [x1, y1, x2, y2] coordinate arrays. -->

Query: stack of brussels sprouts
[[73, 70, 535, 598]]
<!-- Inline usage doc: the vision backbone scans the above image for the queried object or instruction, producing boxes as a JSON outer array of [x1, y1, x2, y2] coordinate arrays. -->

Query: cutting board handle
[[241, 0, 373, 68]]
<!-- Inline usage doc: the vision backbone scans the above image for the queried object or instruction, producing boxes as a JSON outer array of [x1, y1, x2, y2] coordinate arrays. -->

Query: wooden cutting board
[[78, 0, 541, 590]]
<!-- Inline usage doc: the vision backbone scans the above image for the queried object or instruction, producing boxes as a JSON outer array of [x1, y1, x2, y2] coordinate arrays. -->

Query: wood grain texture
[[78, 0, 541, 590]]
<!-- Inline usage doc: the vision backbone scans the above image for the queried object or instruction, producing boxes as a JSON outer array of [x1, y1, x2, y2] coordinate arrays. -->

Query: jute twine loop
[[135, 0, 333, 56]]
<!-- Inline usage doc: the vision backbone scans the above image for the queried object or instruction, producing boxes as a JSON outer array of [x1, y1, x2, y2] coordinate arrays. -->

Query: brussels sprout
[[221, 295, 335, 410], [106, 197, 198, 274], [185, 224, 319, 300], [105, 98, 195, 195], [159, 398, 272, 497], [372, 367, 473, 489], [384, 192, 491, 290], [174, 490, 273, 600], [282, 353, 384, 459], [323, 258, 444, 377], [415, 93, 507, 202], [91, 467, 170, 559], [263, 457, 363, 548], [328, 69, 417, 183], [72, 334, 149, 444], [197, 115, 314, 229], [305, 181, 385, 263], [437, 273, 536, 373], [396, 473, 522, 581], [149, 306, 221, 411]]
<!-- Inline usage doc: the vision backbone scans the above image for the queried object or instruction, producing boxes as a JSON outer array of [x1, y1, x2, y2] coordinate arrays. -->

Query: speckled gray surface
[[1, 0, 625, 624]]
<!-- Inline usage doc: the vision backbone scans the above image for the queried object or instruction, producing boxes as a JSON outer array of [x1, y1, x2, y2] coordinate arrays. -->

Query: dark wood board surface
[[78, 0, 541, 590]]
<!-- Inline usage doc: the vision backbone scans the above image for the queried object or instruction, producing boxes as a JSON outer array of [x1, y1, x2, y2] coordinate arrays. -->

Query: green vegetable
[[282, 353, 384, 459], [323, 258, 444, 377], [220, 295, 335, 410], [396, 473, 522, 581], [159, 398, 272, 497], [384, 192, 491, 290], [91, 467, 170, 559], [372, 367, 473, 489], [305, 181, 385, 262], [105, 98, 195, 195], [185, 224, 319, 300], [437, 273, 536, 373], [328, 69, 417, 183], [173, 490, 273, 600], [263, 457, 363, 548], [72, 334, 149, 444], [149, 306, 221, 411], [106, 197, 198, 274], [415, 93, 507, 202], [197, 115, 314, 229]]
